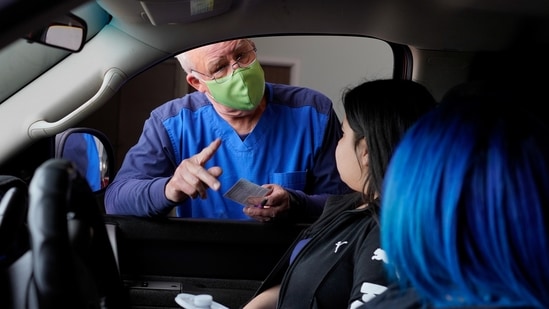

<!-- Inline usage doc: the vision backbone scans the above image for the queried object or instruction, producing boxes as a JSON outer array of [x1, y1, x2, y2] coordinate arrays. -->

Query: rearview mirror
[[25, 13, 87, 52]]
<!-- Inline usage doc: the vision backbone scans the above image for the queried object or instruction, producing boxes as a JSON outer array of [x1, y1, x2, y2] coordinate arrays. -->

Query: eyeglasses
[[191, 47, 257, 84]]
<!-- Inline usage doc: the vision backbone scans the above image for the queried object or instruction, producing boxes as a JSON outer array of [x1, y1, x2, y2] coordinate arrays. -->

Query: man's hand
[[165, 138, 223, 202], [244, 184, 290, 222]]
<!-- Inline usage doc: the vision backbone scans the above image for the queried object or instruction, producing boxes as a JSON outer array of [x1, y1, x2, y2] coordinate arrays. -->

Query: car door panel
[[104, 215, 308, 308]]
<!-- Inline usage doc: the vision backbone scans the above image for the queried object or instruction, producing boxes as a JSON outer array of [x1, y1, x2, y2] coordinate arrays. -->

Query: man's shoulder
[[151, 92, 210, 120], [269, 82, 329, 98], [267, 82, 334, 113]]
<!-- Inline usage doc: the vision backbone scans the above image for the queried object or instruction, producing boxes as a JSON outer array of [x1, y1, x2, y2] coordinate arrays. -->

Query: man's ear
[[186, 74, 207, 93]]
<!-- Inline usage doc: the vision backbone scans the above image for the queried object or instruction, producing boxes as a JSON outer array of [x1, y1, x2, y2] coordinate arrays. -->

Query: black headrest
[[22, 159, 127, 308]]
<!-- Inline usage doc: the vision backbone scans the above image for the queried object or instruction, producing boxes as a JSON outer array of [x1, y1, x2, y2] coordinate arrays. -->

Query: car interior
[[1, 0, 548, 308]]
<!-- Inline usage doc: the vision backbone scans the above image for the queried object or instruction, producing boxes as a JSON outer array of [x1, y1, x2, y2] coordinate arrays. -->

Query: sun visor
[[139, 0, 232, 25]]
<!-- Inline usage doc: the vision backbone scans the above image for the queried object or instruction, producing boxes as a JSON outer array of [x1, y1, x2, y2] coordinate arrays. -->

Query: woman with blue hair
[[377, 81, 549, 308]]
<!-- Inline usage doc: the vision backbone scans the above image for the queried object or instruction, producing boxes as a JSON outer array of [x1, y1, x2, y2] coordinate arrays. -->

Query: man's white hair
[[174, 39, 255, 75], [175, 51, 193, 74]]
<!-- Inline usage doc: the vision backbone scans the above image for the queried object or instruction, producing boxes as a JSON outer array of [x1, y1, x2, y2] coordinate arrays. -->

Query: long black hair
[[341, 79, 437, 206]]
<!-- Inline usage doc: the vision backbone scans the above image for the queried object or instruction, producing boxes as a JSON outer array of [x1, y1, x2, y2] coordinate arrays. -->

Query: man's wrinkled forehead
[[188, 39, 250, 71], [197, 39, 249, 59]]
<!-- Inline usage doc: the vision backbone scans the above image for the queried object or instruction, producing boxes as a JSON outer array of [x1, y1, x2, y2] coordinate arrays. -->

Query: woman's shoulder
[[306, 193, 365, 234], [324, 192, 363, 212]]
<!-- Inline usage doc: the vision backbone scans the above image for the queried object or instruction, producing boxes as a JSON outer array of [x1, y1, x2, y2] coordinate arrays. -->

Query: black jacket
[[251, 192, 389, 309]]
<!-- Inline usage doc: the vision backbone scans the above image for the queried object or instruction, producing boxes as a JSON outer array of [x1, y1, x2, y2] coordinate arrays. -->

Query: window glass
[[80, 35, 394, 172], [253, 36, 393, 120]]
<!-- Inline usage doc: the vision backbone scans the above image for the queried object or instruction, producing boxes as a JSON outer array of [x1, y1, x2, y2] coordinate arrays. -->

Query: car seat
[[2, 159, 128, 308], [0, 175, 29, 266], [0, 175, 29, 309]]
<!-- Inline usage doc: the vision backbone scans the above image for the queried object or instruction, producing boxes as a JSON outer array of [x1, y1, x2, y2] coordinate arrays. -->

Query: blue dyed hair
[[381, 81, 549, 308]]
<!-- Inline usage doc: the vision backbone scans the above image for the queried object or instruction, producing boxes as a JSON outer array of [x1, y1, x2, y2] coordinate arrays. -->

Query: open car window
[[78, 35, 395, 184]]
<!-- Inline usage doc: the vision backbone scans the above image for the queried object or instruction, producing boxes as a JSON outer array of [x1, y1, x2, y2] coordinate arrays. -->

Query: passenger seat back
[[3, 159, 128, 308], [0, 175, 29, 309]]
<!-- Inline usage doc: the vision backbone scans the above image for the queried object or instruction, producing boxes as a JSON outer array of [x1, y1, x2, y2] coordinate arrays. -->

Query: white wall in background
[[254, 36, 393, 120]]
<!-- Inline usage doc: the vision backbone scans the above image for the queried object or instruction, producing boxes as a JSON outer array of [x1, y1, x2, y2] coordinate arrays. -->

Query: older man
[[105, 38, 348, 222]]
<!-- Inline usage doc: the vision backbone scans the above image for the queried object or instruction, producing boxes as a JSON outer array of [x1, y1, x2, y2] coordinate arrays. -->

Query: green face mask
[[205, 60, 265, 110]]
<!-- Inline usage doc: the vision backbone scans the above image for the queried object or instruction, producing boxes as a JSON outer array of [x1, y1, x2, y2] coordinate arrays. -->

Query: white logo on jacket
[[349, 249, 389, 308], [349, 282, 388, 308], [371, 248, 388, 263], [334, 240, 348, 253]]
